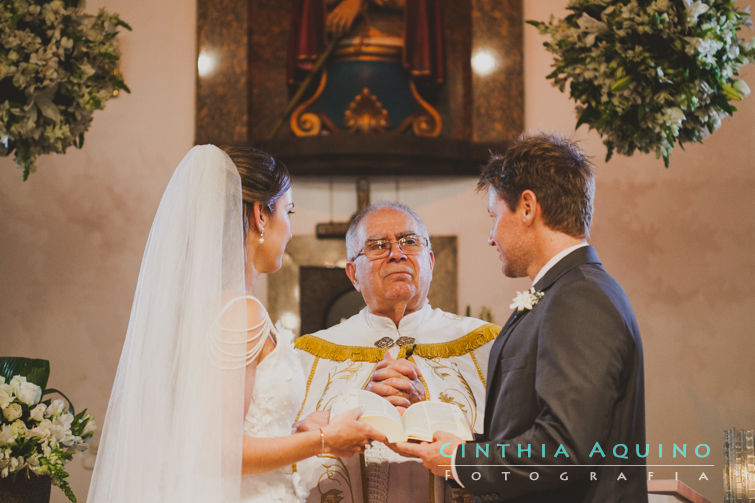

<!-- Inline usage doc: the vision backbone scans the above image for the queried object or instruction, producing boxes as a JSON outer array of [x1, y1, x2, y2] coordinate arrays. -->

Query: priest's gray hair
[[346, 202, 432, 261]]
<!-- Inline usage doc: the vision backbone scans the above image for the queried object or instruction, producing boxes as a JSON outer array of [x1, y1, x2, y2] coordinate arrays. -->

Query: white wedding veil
[[88, 145, 247, 502]]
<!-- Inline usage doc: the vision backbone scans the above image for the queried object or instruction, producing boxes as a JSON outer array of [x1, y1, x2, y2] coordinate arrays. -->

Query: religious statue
[[286, 0, 444, 136]]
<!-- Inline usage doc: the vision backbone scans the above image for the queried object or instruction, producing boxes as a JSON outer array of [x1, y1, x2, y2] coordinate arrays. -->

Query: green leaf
[[721, 82, 743, 100], [611, 75, 633, 92], [525, 20, 546, 31], [575, 105, 600, 130], [0, 357, 50, 388]]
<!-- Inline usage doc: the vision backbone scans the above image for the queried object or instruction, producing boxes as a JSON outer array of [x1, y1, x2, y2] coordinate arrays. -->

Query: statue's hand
[[327, 0, 363, 37]]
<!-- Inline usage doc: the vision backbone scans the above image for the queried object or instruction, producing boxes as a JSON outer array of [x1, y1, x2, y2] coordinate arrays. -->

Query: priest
[[295, 203, 498, 503]]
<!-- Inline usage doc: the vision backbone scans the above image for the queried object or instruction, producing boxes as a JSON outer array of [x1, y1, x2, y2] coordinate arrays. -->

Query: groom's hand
[[293, 410, 330, 433], [366, 353, 425, 412], [390, 431, 464, 477]]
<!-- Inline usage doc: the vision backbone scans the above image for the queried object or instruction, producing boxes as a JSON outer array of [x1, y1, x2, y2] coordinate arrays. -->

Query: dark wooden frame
[[196, 0, 522, 177]]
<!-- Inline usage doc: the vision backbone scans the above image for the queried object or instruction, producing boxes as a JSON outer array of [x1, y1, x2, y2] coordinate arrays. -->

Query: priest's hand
[[390, 431, 464, 477], [366, 352, 425, 412]]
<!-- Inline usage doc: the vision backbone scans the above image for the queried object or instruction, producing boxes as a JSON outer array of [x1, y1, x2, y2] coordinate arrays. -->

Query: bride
[[87, 145, 384, 502]]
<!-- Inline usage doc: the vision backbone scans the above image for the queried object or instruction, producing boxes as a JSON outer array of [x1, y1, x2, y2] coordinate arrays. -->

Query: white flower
[[30, 462, 48, 476], [687, 37, 724, 66], [9, 420, 26, 437], [8, 375, 26, 395], [0, 384, 12, 409], [26, 452, 40, 468], [30, 422, 52, 441], [0, 425, 14, 445], [30, 403, 47, 422], [577, 14, 607, 46], [16, 381, 42, 407], [733, 79, 751, 97], [50, 414, 73, 443], [2, 403, 22, 422], [45, 398, 66, 417], [686, 1, 710, 25], [663, 107, 685, 126], [509, 288, 545, 313], [54, 412, 74, 431], [82, 416, 96, 436]]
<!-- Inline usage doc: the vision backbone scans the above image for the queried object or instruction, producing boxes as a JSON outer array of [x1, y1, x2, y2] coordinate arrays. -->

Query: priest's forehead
[[345, 203, 431, 260], [359, 207, 428, 240]]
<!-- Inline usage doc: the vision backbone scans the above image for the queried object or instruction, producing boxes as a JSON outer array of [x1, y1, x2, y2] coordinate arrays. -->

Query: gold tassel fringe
[[295, 323, 500, 362]]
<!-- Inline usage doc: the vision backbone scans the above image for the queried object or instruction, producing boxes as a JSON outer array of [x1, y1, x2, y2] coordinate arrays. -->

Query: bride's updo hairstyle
[[220, 145, 292, 234]]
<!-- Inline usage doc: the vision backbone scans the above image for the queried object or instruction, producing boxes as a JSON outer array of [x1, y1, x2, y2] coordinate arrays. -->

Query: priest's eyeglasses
[[353, 234, 429, 261]]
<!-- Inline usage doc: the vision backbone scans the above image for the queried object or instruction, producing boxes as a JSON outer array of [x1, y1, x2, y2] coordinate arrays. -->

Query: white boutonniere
[[509, 287, 545, 313]]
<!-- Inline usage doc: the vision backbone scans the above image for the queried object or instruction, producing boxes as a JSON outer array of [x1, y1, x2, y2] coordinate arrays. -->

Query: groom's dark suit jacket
[[455, 246, 647, 503]]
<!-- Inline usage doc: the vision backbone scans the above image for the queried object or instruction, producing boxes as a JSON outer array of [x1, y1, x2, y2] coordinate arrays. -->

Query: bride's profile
[[87, 145, 384, 502]]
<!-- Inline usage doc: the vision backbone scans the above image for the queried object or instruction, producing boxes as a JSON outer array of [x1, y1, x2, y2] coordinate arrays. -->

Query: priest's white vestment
[[294, 303, 499, 503]]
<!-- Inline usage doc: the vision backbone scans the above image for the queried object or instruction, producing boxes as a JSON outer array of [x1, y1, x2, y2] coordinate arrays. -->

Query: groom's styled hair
[[478, 133, 595, 239]]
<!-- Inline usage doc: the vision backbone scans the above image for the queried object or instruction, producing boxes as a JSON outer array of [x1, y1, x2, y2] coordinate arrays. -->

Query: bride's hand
[[322, 408, 387, 457], [294, 410, 330, 433]]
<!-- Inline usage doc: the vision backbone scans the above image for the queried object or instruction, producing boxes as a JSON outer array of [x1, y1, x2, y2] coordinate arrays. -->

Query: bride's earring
[[258, 229, 265, 244]]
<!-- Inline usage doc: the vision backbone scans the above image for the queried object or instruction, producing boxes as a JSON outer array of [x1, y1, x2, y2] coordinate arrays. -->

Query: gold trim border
[[290, 71, 329, 136], [295, 323, 501, 362]]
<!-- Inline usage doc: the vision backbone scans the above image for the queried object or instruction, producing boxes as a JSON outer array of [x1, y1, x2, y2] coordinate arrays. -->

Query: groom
[[394, 134, 647, 502]]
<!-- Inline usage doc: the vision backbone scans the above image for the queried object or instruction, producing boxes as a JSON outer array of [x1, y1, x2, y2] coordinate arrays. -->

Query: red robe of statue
[[286, 0, 444, 85]]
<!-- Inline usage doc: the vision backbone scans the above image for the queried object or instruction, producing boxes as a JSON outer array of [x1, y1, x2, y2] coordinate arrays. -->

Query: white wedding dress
[[88, 146, 310, 503], [241, 313, 308, 503]]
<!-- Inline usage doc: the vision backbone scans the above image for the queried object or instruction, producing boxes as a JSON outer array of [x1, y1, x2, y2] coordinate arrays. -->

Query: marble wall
[[472, 0, 524, 142]]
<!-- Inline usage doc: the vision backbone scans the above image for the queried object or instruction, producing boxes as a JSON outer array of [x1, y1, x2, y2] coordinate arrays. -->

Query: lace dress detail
[[241, 320, 308, 502]]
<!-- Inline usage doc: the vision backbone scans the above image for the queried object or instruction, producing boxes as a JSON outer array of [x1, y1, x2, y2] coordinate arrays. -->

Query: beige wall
[[0, 0, 752, 501]]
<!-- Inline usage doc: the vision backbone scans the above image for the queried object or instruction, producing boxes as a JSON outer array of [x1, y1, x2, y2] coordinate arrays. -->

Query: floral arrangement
[[529, 0, 755, 166], [0, 0, 131, 180], [0, 360, 95, 502], [510, 288, 545, 313]]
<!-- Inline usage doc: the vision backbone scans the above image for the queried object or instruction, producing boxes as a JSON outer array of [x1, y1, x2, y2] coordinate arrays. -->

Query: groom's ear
[[519, 190, 538, 225]]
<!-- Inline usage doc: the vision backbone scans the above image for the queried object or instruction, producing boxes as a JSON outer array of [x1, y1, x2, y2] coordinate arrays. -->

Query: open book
[[331, 389, 473, 443]]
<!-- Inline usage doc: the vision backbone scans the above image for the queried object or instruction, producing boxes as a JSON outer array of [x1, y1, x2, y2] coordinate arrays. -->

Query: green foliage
[[529, 0, 755, 166], [0, 358, 49, 389], [0, 0, 131, 179], [0, 369, 95, 502]]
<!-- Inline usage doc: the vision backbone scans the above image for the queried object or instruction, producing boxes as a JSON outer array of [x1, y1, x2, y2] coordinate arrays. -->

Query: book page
[[402, 401, 473, 442], [330, 389, 407, 442]]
